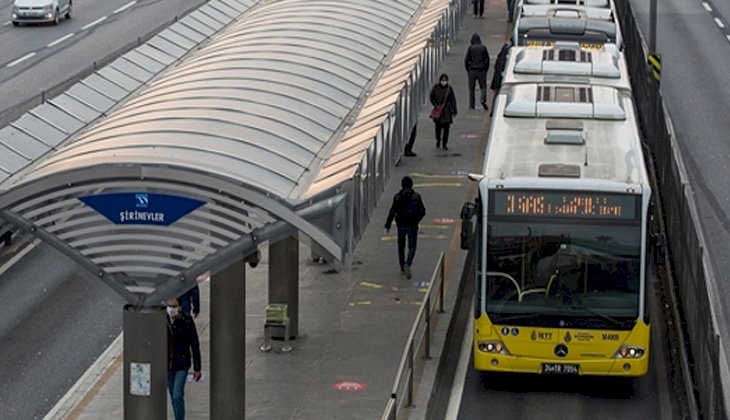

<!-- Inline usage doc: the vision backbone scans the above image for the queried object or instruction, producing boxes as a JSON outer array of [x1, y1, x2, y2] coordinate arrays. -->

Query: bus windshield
[[485, 218, 641, 328]]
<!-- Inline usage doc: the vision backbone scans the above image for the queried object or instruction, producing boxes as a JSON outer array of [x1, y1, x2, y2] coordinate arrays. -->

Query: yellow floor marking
[[360, 281, 384, 289]]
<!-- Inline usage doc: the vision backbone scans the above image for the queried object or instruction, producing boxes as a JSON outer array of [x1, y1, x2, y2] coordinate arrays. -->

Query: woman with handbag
[[429, 73, 458, 150]]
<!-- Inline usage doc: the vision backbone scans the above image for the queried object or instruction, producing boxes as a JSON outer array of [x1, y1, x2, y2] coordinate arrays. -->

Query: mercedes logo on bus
[[554, 344, 569, 358]]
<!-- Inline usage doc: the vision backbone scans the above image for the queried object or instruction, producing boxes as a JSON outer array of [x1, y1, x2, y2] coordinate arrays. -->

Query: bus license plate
[[542, 363, 579, 375]]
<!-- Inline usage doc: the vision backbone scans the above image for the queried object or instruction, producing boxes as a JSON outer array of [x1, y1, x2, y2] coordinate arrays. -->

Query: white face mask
[[167, 306, 179, 318], [440, 80, 448, 86]]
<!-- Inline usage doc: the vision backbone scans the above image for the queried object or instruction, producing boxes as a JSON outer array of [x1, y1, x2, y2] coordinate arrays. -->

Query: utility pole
[[649, 0, 657, 52]]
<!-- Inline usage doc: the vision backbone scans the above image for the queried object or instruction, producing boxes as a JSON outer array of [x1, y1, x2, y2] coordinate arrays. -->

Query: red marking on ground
[[433, 217, 455, 224], [332, 381, 368, 392]]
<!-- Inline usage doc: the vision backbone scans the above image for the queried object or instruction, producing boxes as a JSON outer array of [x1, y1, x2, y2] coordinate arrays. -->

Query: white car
[[11, 0, 72, 26]]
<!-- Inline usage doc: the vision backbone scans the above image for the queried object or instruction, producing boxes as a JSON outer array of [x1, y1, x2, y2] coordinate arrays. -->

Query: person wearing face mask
[[429, 73, 458, 150], [166, 298, 202, 420]]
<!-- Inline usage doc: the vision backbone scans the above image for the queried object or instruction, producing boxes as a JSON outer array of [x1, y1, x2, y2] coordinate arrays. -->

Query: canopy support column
[[123, 305, 167, 420], [210, 258, 247, 418], [269, 235, 299, 338]]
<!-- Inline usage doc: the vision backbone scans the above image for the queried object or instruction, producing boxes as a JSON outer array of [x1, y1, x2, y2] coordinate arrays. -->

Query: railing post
[[425, 295, 432, 360], [439, 253, 446, 313], [407, 343, 414, 407]]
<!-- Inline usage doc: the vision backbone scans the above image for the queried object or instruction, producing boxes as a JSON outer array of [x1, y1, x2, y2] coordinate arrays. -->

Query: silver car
[[11, 0, 72, 26]]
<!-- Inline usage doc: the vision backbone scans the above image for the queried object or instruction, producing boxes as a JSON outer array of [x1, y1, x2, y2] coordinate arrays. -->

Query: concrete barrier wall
[[615, 0, 730, 417]]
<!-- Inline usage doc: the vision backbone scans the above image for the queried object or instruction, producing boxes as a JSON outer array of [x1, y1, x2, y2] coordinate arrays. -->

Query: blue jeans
[[397, 226, 418, 268], [167, 370, 188, 420]]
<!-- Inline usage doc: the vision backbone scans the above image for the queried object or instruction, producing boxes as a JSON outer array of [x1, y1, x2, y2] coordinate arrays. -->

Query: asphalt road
[[0, 243, 124, 419], [0, 1, 208, 418], [629, 0, 730, 334], [0, 0, 209, 126]]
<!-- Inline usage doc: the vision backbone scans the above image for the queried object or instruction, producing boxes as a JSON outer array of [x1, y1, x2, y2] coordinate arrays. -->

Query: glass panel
[[485, 215, 642, 329]]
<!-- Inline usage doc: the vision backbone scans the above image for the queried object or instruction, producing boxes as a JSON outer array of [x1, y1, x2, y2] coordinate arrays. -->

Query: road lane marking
[[81, 16, 107, 31], [0, 239, 39, 276], [6, 52, 36, 68], [715, 17, 725, 28], [3, 21, 11, 26], [47, 33, 75, 47], [727, 35, 730, 44], [113, 1, 136, 14], [702, 2, 712, 12]]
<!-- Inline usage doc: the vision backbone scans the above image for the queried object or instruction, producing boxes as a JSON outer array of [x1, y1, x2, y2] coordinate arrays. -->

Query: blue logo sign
[[501, 327, 510, 336], [511, 327, 519, 336], [135, 193, 149, 208], [79, 193, 205, 226]]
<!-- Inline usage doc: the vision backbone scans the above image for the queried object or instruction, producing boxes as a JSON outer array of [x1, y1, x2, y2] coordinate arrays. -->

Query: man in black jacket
[[166, 298, 202, 420], [385, 176, 426, 279], [464, 33, 491, 110]]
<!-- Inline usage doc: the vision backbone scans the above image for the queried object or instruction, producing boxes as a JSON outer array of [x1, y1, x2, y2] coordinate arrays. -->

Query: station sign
[[79, 193, 205, 226]]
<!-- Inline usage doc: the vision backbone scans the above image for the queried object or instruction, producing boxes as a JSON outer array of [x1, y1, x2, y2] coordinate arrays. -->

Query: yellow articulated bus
[[460, 41, 652, 377]]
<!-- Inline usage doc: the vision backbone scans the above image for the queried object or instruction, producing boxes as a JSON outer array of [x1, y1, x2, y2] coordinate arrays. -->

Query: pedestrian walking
[[429, 73, 458, 150], [384, 176, 426, 279], [166, 298, 202, 420], [465, 33, 490, 111], [490, 42, 511, 115], [179, 284, 200, 318], [473, 0, 485, 18], [404, 123, 418, 157]]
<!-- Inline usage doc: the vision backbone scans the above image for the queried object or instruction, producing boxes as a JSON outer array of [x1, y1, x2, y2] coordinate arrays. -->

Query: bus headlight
[[613, 345, 645, 359], [478, 340, 511, 355]]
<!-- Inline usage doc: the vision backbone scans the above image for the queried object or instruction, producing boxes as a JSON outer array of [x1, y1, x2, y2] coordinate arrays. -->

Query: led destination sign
[[491, 190, 638, 220]]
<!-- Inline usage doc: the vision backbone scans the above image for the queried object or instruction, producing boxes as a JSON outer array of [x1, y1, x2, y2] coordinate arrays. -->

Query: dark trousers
[[397, 226, 418, 268], [0, 230, 11, 247], [507, 0, 515, 20], [434, 121, 451, 147], [468, 70, 488, 108], [405, 124, 417, 153], [473, 0, 485, 16]]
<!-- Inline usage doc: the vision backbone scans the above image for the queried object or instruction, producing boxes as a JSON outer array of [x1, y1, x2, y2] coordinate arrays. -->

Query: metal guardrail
[[616, 0, 729, 417], [382, 252, 447, 420]]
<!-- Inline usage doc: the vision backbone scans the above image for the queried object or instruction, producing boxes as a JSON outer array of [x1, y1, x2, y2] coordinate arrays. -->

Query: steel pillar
[[210, 258, 246, 419], [123, 305, 167, 420], [268, 235, 299, 338]]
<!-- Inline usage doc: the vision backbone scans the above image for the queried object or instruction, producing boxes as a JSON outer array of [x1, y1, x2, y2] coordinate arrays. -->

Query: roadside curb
[[43, 334, 123, 420]]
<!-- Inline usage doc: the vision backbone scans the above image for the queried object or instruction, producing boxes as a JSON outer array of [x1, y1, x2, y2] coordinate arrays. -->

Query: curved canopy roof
[[11, 0, 416, 200]]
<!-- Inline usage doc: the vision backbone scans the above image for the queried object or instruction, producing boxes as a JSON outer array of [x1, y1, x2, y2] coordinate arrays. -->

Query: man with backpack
[[384, 176, 426, 279]]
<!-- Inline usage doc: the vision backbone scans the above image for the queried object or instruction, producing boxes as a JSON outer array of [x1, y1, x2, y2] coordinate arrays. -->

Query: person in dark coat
[[166, 298, 202, 420], [384, 176, 426, 279], [179, 285, 200, 318], [429, 73, 458, 150], [507, 0, 516, 22], [490, 42, 512, 116], [465, 33, 491, 111]]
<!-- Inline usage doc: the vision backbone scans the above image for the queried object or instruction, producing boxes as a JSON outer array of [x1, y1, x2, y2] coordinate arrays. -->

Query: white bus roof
[[503, 43, 630, 90], [513, 7, 622, 48], [522, 0, 611, 7], [483, 83, 649, 190]]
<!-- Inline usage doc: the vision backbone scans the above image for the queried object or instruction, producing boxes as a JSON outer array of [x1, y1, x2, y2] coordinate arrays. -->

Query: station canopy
[[0, 0, 452, 306]]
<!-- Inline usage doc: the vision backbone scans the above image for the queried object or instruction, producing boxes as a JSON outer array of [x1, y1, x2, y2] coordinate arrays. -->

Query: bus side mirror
[[460, 202, 476, 250]]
